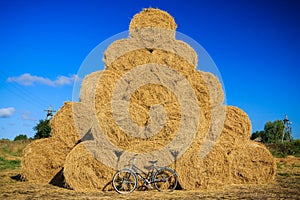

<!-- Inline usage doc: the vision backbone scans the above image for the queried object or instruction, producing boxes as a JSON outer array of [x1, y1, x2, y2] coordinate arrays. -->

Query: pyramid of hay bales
[[21, 8, 276, 191]]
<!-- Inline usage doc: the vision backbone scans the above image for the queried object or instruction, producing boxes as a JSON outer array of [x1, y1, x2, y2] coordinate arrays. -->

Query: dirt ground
[[0, 156, 299, 200]]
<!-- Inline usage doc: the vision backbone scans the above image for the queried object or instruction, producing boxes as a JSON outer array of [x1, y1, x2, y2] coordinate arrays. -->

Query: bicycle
[[112, 156, 178, 194]]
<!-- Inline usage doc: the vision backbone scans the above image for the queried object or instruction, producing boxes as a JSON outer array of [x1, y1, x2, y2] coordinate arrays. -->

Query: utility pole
[[282, 114, 292, 143], [44, 105, 56, 120]]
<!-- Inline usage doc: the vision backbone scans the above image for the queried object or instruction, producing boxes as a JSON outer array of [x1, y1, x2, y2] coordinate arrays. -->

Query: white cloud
[[7, 73, 79, 87], [0, 107, 15, 118], [54, 75, 79, 86]]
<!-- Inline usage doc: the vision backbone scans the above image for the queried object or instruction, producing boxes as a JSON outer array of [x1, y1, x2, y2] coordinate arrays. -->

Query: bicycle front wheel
[[153, 167, 178, 192], [112, 169, 137, 194]]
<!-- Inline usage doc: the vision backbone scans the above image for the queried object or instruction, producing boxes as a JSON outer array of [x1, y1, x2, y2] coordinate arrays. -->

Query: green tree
[[14, 134, 28, 141], [33, 119, 51, 139], [261, 120, 285, 143], [250, 130, 264, 140]]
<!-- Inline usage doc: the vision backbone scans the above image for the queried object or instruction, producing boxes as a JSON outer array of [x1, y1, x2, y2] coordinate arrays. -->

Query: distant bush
[[33, 119, 51, 139], [266, 139, 300, 158], [14, 134, 28, 141]]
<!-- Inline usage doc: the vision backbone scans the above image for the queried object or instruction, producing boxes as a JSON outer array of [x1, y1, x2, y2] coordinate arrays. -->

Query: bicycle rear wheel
[[112, 169, 137, 194], [153, 167, 178, 192]]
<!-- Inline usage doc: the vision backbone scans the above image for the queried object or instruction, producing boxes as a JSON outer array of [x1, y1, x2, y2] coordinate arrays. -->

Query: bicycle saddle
[[144, 165, 154, 170], [148, 160, 158, 164]]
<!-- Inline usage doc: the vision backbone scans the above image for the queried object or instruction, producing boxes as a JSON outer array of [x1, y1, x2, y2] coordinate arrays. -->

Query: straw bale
[[50, 102, 80, 148], [63, 141, 115, 192], [229, 142, 276, 184], [199, 72, 226, 158], [176, 144, 232, 190], [129, 8, 177, 33], [50, 101, 95, 148], [201, 144, 232, 187], [223, 105, 252, 140], [202, 72, 224, 107], [21, 138, 71, 183], [80, 71, 102, 104]]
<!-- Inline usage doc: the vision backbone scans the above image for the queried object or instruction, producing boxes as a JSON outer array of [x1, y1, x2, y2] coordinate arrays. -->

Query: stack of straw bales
[[21, 8, 276, 191]]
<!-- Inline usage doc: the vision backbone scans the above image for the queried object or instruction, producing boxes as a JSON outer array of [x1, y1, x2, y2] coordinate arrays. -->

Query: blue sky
[[0, 0, 299, 140]]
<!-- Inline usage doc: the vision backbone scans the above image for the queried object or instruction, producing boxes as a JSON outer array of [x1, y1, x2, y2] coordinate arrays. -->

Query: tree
[[14, 134, 28, 141], [251, 120, 287, 143], [33, 119, 51, 139], [250, 130, 264, 140], [261, 120, 285, 143]]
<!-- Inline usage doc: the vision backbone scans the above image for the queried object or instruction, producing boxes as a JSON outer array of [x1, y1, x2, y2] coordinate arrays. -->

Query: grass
[[0, 139, 31, 172], [0, 156, 21, 171], [0, 139, 30, 157], [276, 172, 290, 177], [265, 140, 300, 158]]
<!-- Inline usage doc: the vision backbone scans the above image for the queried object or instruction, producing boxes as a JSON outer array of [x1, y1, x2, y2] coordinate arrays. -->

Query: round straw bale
[[223, 105, 252, 139], [229, 142, 276, 184], [129, 8, 177, 33], [199, 105, 226, 159], [176, 144, 232, 190], [202, 72, 224, 107], [63, 141, 115, 192], [50, 102, 80, 148], [201, 144, 232, 188], [21, 138, 71, 183], [208, 105, 252, 155], [80, 71, 102, 104], [199, 72, 226, 158]]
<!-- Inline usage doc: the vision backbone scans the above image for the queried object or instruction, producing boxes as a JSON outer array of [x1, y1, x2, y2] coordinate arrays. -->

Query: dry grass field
[[0, 140, 299, 200]]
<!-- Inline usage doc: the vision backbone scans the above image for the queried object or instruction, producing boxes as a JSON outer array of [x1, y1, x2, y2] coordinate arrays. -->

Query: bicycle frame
[[129, 163, 158, 185]]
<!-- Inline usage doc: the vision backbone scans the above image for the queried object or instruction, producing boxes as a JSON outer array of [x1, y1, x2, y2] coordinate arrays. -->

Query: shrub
[[266, 139, 300, 157], [14, 134, 28, 141], [33, 119, 51, 139]]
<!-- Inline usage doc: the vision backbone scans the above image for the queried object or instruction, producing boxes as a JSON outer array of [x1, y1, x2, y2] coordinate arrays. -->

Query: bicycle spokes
[[112, 169, 137, 194], [112, 161, 178, 194], [154, 168, 178, 192]]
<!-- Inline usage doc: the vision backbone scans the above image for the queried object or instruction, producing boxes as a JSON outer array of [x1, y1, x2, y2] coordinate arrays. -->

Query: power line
[[0, 70, 48, 109]]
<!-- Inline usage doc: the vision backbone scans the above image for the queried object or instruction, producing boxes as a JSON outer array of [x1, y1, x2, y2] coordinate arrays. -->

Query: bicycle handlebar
[[127, 154, 138, 165]]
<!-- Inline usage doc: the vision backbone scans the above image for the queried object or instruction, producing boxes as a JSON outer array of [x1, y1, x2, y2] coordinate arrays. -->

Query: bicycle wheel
[[153, 167, 178, 192], [112, 169, 137, 194]]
